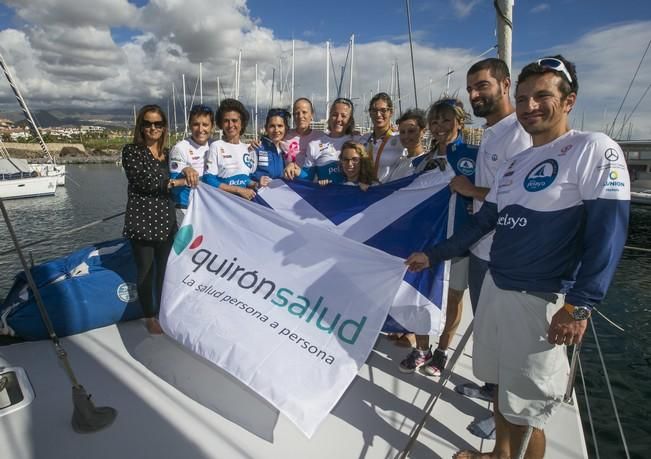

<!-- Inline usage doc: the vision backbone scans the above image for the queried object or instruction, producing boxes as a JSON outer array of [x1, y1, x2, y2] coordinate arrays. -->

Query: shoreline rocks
[[3, 142, 120, 163]]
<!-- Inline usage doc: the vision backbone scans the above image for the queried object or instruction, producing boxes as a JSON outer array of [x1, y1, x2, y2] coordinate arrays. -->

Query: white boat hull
[[30, 163, 66, 186], [0, 175, 57, 199], [631, 190, 651, 205]]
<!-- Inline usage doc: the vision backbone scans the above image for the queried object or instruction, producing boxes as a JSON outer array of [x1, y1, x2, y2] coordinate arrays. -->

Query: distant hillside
[[2, 109, 130, 129], [13, 110, 64, 128]]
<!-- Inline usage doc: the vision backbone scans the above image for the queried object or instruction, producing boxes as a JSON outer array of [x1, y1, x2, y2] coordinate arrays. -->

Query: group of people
[[121, 54, 630, 459], [122, 87, 478, 334]]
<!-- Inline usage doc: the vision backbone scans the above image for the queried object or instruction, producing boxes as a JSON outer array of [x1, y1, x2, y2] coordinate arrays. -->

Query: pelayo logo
[[173, 224, 204, 255], [457, 158, 475, 176], [523, 159, 558, 192], [117, 282, 138, 303]]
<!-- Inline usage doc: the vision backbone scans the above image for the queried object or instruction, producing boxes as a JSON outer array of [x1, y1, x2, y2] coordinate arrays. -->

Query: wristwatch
[[563, 303, 592, 320]]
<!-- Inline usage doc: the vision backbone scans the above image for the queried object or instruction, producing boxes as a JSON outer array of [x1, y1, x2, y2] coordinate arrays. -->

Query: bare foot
[[145, 318, 163, 335], [452, 450, 493, 459]]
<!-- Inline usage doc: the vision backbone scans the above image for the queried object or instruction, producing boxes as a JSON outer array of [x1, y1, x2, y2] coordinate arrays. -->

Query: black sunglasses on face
[[143, 120, 165, 129]]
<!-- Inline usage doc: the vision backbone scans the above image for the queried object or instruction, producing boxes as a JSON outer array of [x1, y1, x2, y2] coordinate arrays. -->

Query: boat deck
[[0, 300, 588, 458]]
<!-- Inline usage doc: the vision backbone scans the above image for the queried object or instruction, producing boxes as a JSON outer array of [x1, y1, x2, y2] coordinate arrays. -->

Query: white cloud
[[30, 26, 126, 79], [452, 0, 482, 18], [531, 4, 550, 14], [4, 0, 139, 27], [0, 2, 649, 139], [543, 21, 651, 138], [139, 0, 260, 63]]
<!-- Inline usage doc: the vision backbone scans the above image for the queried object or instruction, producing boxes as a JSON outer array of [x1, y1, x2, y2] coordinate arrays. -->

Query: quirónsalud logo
[[173, 225, 204, 255], [189, 247, 368, 346]]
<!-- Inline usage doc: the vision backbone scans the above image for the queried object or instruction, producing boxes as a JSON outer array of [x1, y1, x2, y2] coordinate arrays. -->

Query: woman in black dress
[[122, 104, 186, 334]]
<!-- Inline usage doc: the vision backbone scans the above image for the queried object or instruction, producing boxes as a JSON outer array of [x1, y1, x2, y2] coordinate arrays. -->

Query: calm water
[[578, 205, 651, 459], [0, 164, 648, 457]]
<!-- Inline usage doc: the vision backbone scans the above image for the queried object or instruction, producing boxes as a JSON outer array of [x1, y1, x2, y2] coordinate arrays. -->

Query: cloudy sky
[[0, 0, 650, 138]]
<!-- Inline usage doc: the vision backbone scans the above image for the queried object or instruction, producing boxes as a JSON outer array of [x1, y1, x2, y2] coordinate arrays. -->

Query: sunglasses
[[190, 104, 213, 115], [434, 98, 459, 108], [333, 97, 354, 108], [369, 107, 391, 115], [536, 58, 573, 84], [268, 108, 291, 118], [142, 120, 165, 130]]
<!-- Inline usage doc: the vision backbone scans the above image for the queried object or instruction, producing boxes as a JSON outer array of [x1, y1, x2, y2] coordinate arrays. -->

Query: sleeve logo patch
[[604, 148, 619, 161]]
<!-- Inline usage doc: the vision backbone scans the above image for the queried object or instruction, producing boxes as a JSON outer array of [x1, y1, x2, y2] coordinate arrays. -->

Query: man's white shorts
[[473, 272, 570, 429], [449, 256, 469, 292]]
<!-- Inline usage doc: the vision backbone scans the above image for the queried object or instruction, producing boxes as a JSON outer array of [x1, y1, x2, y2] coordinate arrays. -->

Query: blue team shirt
[[445, 135, 478, 233], [426, 130, 630, 308], [253, 137, 285, 180]]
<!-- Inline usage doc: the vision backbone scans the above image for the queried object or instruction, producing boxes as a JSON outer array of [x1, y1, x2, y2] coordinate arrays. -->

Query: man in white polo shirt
[[448, 58, 531, 439]]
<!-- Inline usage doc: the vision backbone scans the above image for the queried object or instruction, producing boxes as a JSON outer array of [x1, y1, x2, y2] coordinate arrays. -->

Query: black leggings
[[130, 238, 173, 318]]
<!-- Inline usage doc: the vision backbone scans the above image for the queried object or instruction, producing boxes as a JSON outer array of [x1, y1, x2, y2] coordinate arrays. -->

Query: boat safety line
[[64, 174, 81, 188], [578, 356, 601, 459], [592, 307, 625, 332], [397, 320, 474, 459], [0, 211, 125, 257], [624, 245, 651, 253], [564, 342, 583, 403], [589, 318, 631, 459]]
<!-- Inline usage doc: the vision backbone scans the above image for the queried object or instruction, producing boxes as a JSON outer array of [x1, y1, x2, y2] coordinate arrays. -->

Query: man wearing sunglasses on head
[[405, 55, 630, 459]]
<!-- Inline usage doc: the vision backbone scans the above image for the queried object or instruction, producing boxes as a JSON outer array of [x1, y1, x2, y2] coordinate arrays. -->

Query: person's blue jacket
[[253, 137, 285, 181]]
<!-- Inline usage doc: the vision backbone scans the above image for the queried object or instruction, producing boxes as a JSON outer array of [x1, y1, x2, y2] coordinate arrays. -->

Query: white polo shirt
[[470, 113, 531, 261]]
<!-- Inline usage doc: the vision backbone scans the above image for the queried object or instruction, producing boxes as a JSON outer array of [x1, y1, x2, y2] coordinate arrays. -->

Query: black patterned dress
[[121, 143, 176, 318]]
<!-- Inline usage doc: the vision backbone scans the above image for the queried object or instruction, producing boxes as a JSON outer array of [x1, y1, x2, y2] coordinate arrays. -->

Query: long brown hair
[[133, 104, 168, 153], [340, 141, 376, 185]]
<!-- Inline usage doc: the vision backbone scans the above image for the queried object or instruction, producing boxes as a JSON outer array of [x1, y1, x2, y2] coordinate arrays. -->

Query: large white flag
[[256, 169, 455, 335], [160, 185, 406, 437]]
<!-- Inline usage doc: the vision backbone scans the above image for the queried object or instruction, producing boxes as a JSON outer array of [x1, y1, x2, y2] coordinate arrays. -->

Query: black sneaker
[[421, 348, 448, 376], [399, 347, 433, 373]]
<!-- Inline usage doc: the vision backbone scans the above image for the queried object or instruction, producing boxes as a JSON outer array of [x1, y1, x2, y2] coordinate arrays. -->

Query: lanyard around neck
[[367, 129, 393, 173]]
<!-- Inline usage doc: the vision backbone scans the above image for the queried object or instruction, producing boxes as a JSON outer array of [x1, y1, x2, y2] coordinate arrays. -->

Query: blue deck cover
[[1, 239, 143, 340]]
